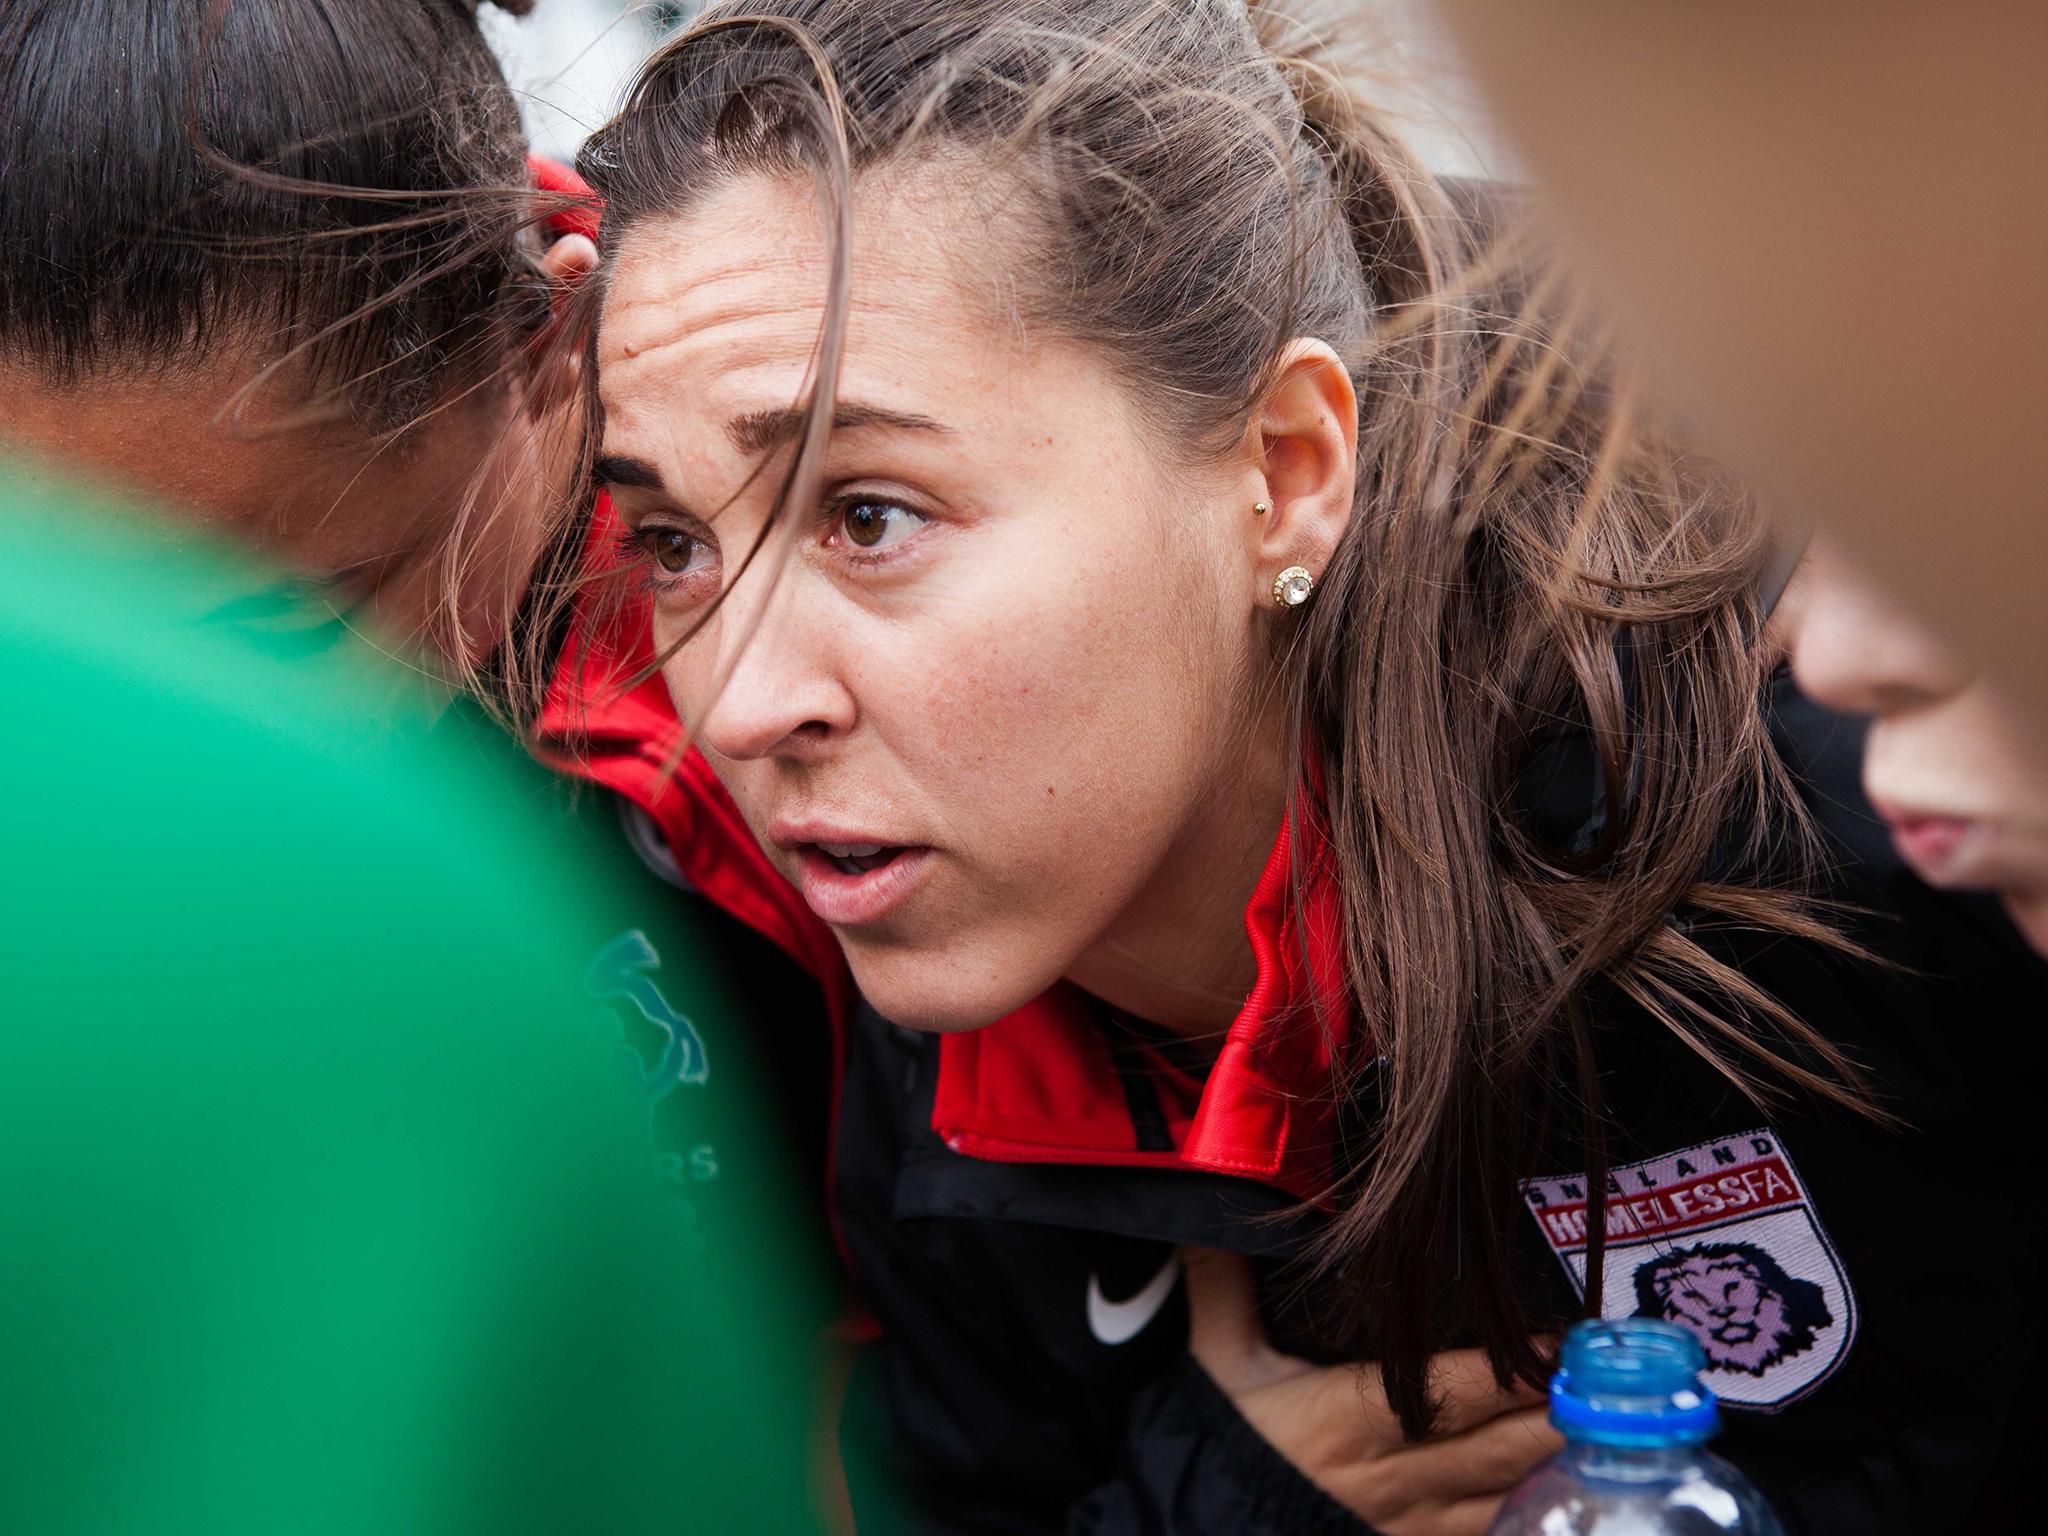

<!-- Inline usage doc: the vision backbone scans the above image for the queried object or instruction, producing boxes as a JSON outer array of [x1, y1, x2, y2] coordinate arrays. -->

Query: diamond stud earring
[[1272, 566, 1314, 608]]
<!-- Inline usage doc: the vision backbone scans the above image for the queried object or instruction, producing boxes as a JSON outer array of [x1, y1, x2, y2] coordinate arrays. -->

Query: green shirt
[[0, 470, 823, 1534]]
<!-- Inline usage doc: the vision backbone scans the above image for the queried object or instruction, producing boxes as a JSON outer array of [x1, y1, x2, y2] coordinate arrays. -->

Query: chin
[[839, 932, 1055, 1033]]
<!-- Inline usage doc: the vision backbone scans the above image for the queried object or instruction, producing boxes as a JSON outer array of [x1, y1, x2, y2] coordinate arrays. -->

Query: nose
[[687, 563, 855, 764], [1786, 542, 1969, 718]]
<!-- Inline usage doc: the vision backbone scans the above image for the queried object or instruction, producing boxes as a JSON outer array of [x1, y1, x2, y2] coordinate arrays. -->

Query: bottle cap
[[1549, 1318, 1720, 1448]]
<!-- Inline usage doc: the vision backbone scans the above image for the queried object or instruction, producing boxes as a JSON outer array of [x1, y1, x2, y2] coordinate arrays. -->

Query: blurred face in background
[[1781, 539, 2048, 954], [1433, 0, 2048, 732]]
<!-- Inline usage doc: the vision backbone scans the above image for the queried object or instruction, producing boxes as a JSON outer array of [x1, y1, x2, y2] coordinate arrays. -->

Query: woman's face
[[597, 172, 1296, 1031], [1782, 539, 2048, 953]]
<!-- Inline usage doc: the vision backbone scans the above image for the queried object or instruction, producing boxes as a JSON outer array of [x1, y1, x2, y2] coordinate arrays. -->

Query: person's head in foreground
[[579, 0, 1866, 1427], [0, 466, 824, 1536], [1780, 539, 2048, 956], [0, 0, 588, 674]]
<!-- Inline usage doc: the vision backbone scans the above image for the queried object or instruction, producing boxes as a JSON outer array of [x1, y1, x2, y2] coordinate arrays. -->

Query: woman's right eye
[[646, 527, 698, 574], [619, 523, 715, 594]]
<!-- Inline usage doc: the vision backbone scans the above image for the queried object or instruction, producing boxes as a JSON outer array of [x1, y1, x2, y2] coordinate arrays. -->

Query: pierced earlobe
[[1272, 566, 1314, 609], [1253, 499, 1272, 517]]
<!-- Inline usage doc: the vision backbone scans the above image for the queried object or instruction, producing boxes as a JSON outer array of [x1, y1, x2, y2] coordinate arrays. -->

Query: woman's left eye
[[835, 498, 928, 553]]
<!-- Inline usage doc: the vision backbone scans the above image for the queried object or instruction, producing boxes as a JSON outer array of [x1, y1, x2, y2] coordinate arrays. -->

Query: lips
[[815, 840, 897, 876], [1866, 794, 1982, 885], [776, 830, 933, 927], [1881, 812, 1975, 877]]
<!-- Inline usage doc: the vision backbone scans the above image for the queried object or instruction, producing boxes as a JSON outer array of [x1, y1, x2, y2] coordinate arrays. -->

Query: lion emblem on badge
[[1524, 1132, 1857, 1409], [1632, 1241, 1833, 1376]]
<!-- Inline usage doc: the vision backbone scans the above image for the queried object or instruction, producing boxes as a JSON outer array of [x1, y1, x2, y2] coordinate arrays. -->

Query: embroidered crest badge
[[1521, 1129, 1857, 1410]]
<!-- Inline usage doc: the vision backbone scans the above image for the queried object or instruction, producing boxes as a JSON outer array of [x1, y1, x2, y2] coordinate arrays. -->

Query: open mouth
[[815, 841, 909, 877], [789, 841, 934, 927]]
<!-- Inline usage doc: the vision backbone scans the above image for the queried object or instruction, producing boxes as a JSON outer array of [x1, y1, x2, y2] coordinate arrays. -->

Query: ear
[[1242, 339, 1357, 606], [517, 234, 602, 416], [539, 232, 600, 294]]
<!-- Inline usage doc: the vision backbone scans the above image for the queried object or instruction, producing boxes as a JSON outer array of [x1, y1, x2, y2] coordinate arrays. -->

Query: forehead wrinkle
[[602, 184, 1003, 362], [598, 322, 812, 394], [597, 279, 980, 432], [603, 284, 937, 356], [597, 175, 1096, 482], [604, 217, 934, 340], [598, 278, 813, 369], [606, 240, 943, 321], [597, 277, 944, 392]]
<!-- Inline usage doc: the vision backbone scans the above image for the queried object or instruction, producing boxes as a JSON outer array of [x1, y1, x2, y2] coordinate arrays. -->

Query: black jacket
[[832, 683, 2048, 1535]]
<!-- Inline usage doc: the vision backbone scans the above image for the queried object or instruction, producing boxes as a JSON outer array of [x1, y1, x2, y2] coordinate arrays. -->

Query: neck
[[1064, 726, 1289, 1040], [0, 358, 534, 668]]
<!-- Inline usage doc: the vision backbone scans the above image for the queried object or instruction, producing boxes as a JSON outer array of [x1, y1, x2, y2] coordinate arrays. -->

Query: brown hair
[[573, 0, 1875, 1433]]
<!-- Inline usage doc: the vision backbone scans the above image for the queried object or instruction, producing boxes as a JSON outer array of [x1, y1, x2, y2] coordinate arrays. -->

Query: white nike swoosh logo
[[1086, 1255, 1181, 1346]]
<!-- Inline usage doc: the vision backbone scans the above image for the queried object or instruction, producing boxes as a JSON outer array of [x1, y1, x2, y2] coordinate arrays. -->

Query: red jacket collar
[[540, 506, 1355, 1198], [930, 808, 1356, 1202]]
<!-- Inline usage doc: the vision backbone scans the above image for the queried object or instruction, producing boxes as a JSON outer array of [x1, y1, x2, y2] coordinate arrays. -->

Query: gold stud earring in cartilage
[[1253, 499, 1272, 516]]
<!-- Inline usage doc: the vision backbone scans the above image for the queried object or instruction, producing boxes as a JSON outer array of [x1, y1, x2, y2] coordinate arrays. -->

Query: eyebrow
[[726, 401, 953, 455], [593, 453, 668, 492], [595, 401, 953, 498]]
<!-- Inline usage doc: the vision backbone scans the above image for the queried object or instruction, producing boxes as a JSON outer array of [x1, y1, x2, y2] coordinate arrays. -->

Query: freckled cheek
[[650, 611, 725, 720], [871, 597, 1181, 881], [862, 621, 1057, 799]]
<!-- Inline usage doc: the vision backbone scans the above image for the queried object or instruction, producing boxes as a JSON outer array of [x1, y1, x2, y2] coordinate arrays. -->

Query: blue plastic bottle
[[1488, 1318, 1786, 1536]]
